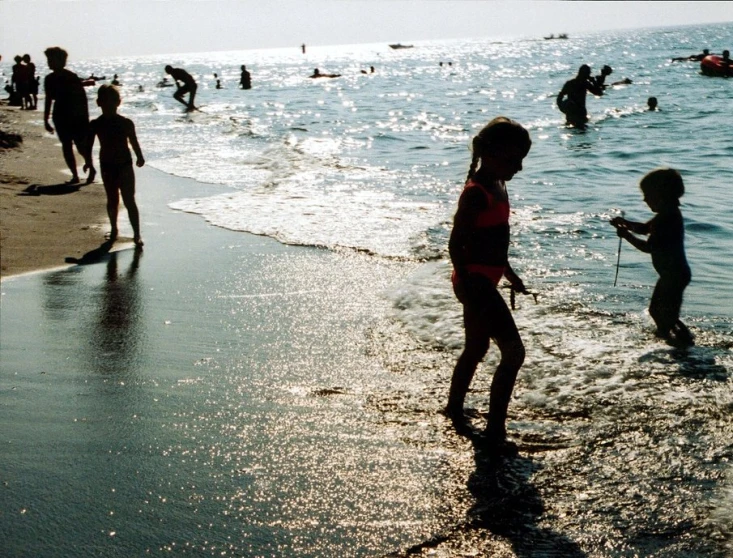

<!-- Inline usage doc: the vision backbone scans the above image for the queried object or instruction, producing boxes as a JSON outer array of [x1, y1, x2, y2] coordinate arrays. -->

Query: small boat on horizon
[[544, 33, 569, 40], [389, 43, 414, 50]]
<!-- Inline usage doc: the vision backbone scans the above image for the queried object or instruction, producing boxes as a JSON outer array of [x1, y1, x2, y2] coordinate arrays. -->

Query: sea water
[[3, 22, 732, 556]]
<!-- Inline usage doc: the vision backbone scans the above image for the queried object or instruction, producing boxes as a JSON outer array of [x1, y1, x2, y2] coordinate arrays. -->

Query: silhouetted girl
[[447, 117, 532, 454]]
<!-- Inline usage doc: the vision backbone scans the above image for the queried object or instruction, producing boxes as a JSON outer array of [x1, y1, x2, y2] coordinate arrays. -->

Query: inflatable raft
[[700, 55, 731, 77]]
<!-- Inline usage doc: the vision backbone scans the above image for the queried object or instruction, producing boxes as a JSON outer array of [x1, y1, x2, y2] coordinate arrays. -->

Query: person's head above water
[[466, 117, 532, 182], [578, 64, 592, 78], [647, 96, 658, 110], [640, 168, 684, 210], [601, 65, 613, 76]]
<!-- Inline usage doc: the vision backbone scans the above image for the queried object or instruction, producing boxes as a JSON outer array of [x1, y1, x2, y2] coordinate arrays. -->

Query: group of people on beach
[[41, 46, 144, 247], [18, 44, 703, 456], [6, 54, 39, 110]]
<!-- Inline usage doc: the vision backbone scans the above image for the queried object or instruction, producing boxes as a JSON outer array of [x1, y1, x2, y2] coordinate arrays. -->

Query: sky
[[1, 1, 733, 60]]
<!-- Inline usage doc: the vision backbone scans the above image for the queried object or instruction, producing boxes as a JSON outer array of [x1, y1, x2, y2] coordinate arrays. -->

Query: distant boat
[[544, 33, 568, 40], [389, 43, 414, 50]]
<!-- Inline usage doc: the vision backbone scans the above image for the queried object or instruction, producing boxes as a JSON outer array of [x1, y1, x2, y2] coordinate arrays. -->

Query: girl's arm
[[504, 263, 527, 294], [128, 120, 145, 167]]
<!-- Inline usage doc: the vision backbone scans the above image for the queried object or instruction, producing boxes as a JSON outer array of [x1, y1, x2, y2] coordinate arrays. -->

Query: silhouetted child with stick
[[86, 85, 146, 247], [447, 117, 532, 454], [610, 168, 693, 346]]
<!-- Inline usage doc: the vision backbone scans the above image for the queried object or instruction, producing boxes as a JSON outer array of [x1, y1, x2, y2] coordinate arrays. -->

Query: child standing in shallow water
[[86, 85, 146, 247], [447, 117, 532, 454], [611, 168, 693, 346]]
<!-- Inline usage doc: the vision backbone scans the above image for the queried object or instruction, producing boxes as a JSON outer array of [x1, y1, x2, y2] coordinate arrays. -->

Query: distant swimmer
[[309, 68, 341, 79], [156, 77, 174, 88], [556, 64, 604, 129], [164, 64, 198, 111], [647, 96, 658, 111], [302, 43, 306, 54], [111, 74, 121, 86], [672, 49, 710, 62], [612, 78, 633, 86], [360, 66, 375, 75], [610, 168, 693, 347], [594, 65, 613, 89], [239, 65, 251, 89], [216, 79, 222, 89]]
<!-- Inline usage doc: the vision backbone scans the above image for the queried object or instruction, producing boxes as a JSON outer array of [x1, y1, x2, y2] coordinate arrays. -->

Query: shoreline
[[0, 102, 108, 279]]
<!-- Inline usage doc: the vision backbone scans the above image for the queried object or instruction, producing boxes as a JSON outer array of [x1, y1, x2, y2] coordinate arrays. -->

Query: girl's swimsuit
[[452, 178, 510, 288]]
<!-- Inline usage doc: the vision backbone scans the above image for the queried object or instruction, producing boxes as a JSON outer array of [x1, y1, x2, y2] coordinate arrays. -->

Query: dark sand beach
[[1, 105, 109, 278]]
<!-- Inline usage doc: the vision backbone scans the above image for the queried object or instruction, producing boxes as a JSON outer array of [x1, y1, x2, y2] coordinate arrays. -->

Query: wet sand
[[0, 103, 110, 279]]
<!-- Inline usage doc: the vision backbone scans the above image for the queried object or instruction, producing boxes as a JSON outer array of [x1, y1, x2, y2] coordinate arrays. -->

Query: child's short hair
[[97, 84, 121, 106], [640, 168, 684, 205], [44, 47, 68, 67]]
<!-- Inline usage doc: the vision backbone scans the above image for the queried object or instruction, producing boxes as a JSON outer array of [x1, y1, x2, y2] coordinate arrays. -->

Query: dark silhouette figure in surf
[[446, 117, 532, 455], [672, 49, 710, 62], [647, 96, 658, 111], [556, 64, 603, 129], [87, 85, 146, 247], [43, 46, 96, 184], [239, 65, 251, 89], [309, 68, 341, 79], [164, 65, 197, 111], [610, 168, 693, 347]]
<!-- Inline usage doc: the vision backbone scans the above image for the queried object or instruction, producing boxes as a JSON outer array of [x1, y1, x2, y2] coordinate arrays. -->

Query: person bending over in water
[[446, 117, 532, 454], [164, 65, 197, 111], [610, 168, 693, 346], [86, 85, 146, 247], [556, 64, 603, 129], [43, 46, 96, 184]]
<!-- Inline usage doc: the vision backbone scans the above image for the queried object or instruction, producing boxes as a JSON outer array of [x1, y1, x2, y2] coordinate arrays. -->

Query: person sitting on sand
[[43, 46, 96, 185], [556, 64, 604, 129], [239, 65, 251, 89], [610, 168, 693, 346], [86, 85, 146, 247], [309, 68, 341, 79], [164, 65, 198, 111], [446, 117, 533, 455]]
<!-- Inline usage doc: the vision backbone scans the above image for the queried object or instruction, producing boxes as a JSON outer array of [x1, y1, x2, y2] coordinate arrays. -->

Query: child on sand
[[446, 117, 532, 454], [85, 85, 146, 247], [610, 168, 693, 346]]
